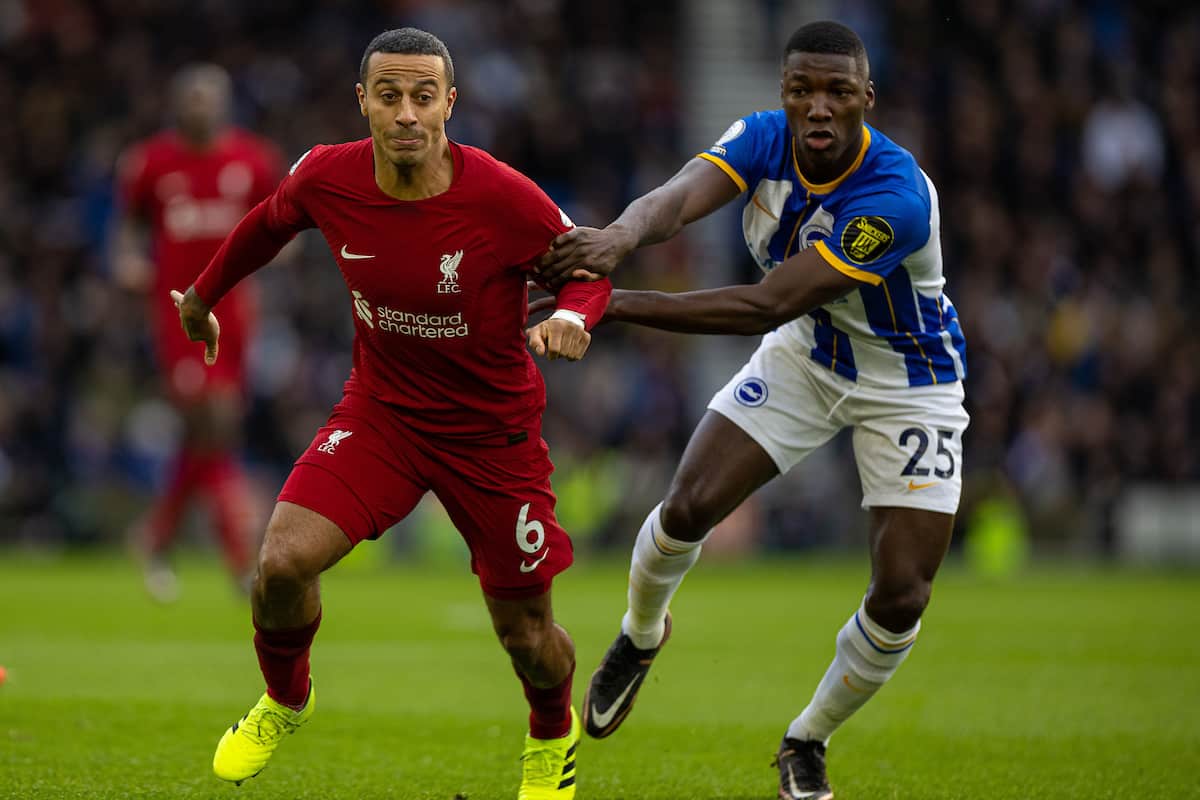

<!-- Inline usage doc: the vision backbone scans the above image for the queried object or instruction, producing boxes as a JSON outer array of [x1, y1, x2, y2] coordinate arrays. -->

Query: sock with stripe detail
[[787, 603, 920, 743], [621, 503, 703, 650]]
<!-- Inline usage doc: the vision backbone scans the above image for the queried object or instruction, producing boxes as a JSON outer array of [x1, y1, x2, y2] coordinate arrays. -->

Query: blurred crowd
[[0, 0, 1195, 557]]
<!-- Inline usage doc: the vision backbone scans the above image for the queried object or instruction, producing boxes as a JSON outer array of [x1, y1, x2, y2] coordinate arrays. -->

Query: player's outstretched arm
[[170, 287, 221, 365], [536, 158, 742, 287], [525, 275, 611, 360], [602, 246, 864, 336]]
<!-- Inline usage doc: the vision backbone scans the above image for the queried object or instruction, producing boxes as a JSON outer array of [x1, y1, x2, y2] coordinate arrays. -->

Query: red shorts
[[278, 392, 573, 599]]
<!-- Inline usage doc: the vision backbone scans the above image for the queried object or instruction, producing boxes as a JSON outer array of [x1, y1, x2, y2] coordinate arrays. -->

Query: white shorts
[[707, 331, 970, 514]]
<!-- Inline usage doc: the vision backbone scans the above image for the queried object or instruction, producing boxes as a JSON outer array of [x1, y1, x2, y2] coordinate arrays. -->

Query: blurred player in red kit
[[113, 64, 283, 601], [173, 29, 610, 799]]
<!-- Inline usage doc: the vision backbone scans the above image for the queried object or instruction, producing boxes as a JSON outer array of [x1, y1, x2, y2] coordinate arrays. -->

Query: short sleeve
[[496, 171, 572, 269], [696, 113, 768, 195], [813, 190, 930, 285], [262, 147, 317, 233]]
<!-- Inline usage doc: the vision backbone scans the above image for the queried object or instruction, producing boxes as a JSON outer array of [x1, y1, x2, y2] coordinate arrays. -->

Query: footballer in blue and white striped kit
[[702, 111, 967, 390], [537, 20, 968, 799]]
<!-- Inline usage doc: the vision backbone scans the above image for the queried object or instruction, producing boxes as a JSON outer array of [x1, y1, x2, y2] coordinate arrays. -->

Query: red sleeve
[[494, 163, 574, 268], [192, 160, 314, 306], [116, 143, 152, 217], [553, 278, 612, 331], [492, 166, 611, 327]]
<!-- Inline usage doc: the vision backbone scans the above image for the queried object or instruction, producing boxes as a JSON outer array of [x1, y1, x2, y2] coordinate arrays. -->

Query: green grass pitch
[[1, 552, 1196, 799]]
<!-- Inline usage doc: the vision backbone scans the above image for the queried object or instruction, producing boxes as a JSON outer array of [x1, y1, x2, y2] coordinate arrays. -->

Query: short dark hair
[[784, 21, 869, 78], [359, 28, 455, 87]]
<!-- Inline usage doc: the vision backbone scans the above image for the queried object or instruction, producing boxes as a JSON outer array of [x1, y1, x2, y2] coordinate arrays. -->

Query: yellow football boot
[[212, 682, 314, 784], [518, 706, 580, 800]]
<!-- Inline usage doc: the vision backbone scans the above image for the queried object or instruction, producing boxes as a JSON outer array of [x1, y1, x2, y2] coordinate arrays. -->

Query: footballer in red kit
[[176, 29, 607, 799], [113, 64, 282, 601]]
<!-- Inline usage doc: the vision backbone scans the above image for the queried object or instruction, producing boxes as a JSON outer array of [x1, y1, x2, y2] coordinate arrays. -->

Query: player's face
[[781, 51, 874, 172], [356, 53, 456, 170], [175, 80, 229, 142]]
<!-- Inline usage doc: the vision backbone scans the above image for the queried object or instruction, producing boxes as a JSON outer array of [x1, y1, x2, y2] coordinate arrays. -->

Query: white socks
[[621, 503, 704, 650], [787, 603, 920, 743]]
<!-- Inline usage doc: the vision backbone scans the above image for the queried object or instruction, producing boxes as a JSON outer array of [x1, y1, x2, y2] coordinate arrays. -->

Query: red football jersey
[[118, 128, 282, 327], [195, 139, 611, 443]]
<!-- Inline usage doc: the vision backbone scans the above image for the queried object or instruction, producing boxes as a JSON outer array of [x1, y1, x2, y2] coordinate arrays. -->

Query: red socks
[[254, 612, 321, 708], [519, 663, 575, 739]]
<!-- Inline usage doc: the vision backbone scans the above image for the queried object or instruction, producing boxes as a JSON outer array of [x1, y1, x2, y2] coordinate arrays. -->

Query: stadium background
[[1, 0, 1196, 564], [2, 2, 1198, 799]]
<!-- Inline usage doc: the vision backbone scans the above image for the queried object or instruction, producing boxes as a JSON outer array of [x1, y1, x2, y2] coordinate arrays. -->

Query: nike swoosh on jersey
[[907, 479, 938, 491], [589, 675, 641, 729], [519, 548, 550, 574], [340, 245, 375, 260]]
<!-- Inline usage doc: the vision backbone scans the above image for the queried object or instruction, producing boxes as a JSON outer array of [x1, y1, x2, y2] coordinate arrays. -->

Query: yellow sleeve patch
[[840, 215, 895, 264]]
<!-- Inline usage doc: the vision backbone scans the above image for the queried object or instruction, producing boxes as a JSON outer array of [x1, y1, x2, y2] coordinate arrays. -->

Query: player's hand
[[170, 287, 220, 366], [536, 225, 636, 289], [526, 318, 591, 362]]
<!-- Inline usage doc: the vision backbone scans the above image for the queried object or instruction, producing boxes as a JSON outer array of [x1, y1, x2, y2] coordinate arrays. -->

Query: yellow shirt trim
[[792, 126, 872, 194], [814, 240, 883, 285], [696, 152, 748, 193]]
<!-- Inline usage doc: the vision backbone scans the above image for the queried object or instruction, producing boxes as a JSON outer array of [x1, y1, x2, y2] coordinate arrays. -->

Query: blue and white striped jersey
[[700, 112, 967, 389]]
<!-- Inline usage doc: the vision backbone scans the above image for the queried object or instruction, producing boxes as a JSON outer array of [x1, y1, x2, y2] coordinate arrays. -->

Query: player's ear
[[444, 86, 457, 121], [355, 83, 367, 118], [865, 80, 875, 110]]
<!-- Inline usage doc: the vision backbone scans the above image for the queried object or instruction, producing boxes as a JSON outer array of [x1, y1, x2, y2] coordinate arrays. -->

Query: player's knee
[[660, 488, 712, 542], [256, 532, 317, 597], [864, 580, 931, 633]]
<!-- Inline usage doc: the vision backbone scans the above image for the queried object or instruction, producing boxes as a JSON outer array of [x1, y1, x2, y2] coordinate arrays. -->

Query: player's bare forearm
[[604, 286, 790, 335], [604, 247, 863, 335], [615, 158, 742, 248], [538, 159, 740, 285], [609, 185, 689, 250]]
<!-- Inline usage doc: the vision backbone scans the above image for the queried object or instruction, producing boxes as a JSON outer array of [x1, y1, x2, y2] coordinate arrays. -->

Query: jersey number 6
[[516, 502, 546, 554]]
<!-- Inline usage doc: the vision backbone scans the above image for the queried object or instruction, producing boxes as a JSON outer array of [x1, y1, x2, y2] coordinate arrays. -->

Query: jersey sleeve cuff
[[696, 153, 748, 193], [814, 240, 884, 286], [549, 309, 586, 328]]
